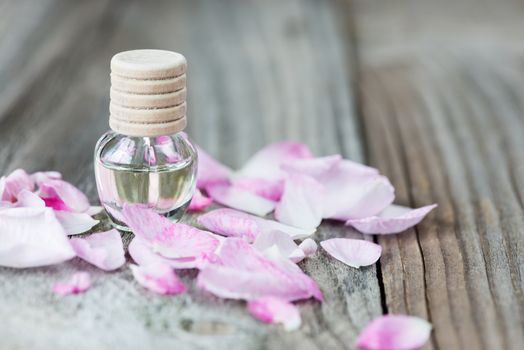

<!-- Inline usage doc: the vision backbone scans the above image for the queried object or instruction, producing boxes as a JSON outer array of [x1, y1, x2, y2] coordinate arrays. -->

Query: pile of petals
[[0, 141, 437, 349], [0, 169, 107, 268]]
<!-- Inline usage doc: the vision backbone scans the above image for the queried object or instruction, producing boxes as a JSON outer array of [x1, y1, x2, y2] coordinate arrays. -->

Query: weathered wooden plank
[[353, 0, 524, 348], [0, 1, 380, 349]]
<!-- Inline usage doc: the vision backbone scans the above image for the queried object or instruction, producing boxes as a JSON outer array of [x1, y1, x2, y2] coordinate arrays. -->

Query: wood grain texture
[[354, 0, 524, 348], [0, 0, 380, 349]]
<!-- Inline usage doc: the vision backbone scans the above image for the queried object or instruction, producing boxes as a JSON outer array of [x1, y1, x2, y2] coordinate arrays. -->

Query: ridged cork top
[[109, 50, 187, 137]]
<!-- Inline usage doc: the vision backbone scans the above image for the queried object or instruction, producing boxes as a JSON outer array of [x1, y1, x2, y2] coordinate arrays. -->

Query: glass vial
[[94, 50, 197, 231]]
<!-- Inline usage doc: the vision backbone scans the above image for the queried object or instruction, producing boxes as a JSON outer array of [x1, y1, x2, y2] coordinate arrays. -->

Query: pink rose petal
[[130, 262, 186, 295], [281, 154, 343, 178], [356, 314, 432, 350], [247, 297, 301, 331], [346, 204, 438, 234], [198, 208, 315, 242], [52, 272, 91, 296], [0, 207, 75, 268], [54, 211, 99, 235], [321, 238, 382, 268], [196, 145, 232, 189], [39, 179, 90, 213], [197, 238, 323, 302], [274, 173, 323, 229], [31, 171, 62, 186], [206, 184, 276, 216], [298, 238, 318, 257], [122, 204, 219, 262], [1, 169, 34, 202], [70, 229, 125, 271], [128, 237, 220, 270], [231, 177, 284, 201], [322, 173, 395, 221], [188, 189, 213, 212], [237, 141, 313, 181], [86, 206, 104, 216], [253, 231, 306, 263], [15, 189, 45, 208]]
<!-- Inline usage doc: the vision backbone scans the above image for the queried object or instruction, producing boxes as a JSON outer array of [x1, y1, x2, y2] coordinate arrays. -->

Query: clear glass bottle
[[94, 132, 197, 231], [95, 49, 196, 231]]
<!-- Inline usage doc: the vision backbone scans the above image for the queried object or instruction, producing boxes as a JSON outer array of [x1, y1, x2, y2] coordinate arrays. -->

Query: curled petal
[[320, 238, 381, 268], [322, 173, 395, 221], [237, 141, 313, 181], [188, 189, 213, 212], [247, 297, 301, 331], [231, 177, 284, 201], [130, 262, 186, 295], [15, 189, 45, 208], [253, 231, 305, 263], [298, 239, 318, 257], [122, 204, 219, 261], [196, 145, 232, 189], [128, 237, 219, 270], [0, 207, 75, 268], [1, 169, 34, 202], [39, 179, 90, 213], [281, 155, 343, 178], [52, 272, 91, 296], [198, 208, 315, 242], [70, 229, 125, 271], [197, 238, 322, 302], [346, 204, 438, 234], [206, 184, 276, 216], [31, 171, 62, 186], [55, 211, 99, 235], [274, 173, 323, 229], [356, 314, 432, 350], [86, 206, 104, 216]]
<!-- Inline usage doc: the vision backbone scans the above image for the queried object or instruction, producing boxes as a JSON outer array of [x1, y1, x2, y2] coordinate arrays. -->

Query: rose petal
[[247, 297, 301, 331], [0, 207, 75, 268], [206, 184, 276, 216], [70, 229, 125, 271], [253, 231, 306, 263], [196, 145, 232, 189], [237, 141, 313, 181], [197, 238, 322, 301], [128, 237, 219, 269], [274, 173, 323, 229], [52, 272, 91, 296], [198, 208, 315, 242], [1, 169, 34, 202], [31, 171, 62, 186], [130, 262, 186, 295], [188, 189, 213, 212], [281, 155, 343, 177], [54, 211, 99, 235], [39, 179, 90, 213], [322, 173, 395, 221], [231, 177, 284, 201], [15, 189, 45, 208], [346, 204, 438, 234], [356, 314, 432, 350], [86, 206, 104, 216], [298, 238, 318, 257], [320, 238, 381, 268], [122, 204, 219, 261]]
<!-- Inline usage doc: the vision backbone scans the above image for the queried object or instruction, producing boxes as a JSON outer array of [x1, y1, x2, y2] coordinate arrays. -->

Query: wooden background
[[1, 0, 523, 349]]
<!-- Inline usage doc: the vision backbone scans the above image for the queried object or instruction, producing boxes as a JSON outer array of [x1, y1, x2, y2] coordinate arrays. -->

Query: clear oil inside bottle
[[94, 132, 197, 231]]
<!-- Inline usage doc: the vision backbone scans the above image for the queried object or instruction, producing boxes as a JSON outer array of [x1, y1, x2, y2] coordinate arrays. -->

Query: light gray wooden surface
[[0, 0, 523, 349]]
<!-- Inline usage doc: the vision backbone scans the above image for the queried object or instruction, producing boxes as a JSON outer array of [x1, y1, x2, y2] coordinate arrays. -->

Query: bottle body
[[94, 131, 197, 231]]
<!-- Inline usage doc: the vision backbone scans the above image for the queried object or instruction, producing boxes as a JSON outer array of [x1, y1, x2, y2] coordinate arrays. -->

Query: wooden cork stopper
[[109, 50, 188, 137]]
